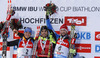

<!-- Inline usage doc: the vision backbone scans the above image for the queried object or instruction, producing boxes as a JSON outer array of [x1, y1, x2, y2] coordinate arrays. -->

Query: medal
[[22, 39, 30, 55], [41, 49, 45, 54], [40, 37, 47, 55], [24, 49, 27, 53]]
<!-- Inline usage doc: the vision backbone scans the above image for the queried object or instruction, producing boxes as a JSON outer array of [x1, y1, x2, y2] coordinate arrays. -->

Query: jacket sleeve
[[7, 39, 19, 47], [46, 17, 60, 40]]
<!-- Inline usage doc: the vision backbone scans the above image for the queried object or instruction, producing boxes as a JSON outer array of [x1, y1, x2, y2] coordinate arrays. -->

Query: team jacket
[[37, 36, 53, 58], [33, 27, 57, 58], [7, 33, 34, 58]]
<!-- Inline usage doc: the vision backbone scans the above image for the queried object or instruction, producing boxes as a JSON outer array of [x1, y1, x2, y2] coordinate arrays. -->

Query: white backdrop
[[0, 0, 100, 58]]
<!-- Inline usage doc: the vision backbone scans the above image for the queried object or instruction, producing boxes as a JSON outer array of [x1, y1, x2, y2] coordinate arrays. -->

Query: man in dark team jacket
[[34, 26, 57, 58]]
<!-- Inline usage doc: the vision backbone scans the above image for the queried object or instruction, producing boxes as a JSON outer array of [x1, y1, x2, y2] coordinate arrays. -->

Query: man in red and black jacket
[[45, 13, 76, 58], [7, 27, 35, 58]]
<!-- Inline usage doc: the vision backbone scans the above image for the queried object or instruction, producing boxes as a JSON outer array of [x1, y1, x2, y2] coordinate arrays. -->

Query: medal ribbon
[[22, 37, 30, 49], [40, 37, 47, 51]]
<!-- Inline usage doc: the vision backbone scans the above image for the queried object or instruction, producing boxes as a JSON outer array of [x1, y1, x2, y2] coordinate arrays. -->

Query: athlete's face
[[24, 32, 31, 38], [41, 29, 48, 38], [60, 29, 68, 36]]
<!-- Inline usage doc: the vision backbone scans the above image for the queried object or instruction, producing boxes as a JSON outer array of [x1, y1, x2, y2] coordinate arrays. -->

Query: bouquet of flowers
[[10, 18, 23, 30], [44, 2, 57, 16]]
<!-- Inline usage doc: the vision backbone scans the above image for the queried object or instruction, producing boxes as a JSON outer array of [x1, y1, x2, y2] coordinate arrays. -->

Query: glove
[[70, 48, 76, 54], [46, 11, 50, 19], [8, 9, 15, 16], [6, 9, 15, 20]]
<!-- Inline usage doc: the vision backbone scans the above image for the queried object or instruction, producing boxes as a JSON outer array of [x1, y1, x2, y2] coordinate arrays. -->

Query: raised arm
[[7, 39, 19, 47], [46, 15, 59, 39], [7, 29, 23, 47], [13, 29, 24, 38]]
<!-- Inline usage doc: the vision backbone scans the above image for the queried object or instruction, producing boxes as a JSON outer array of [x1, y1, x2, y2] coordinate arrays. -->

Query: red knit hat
[[60, 24, 68, 32]]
